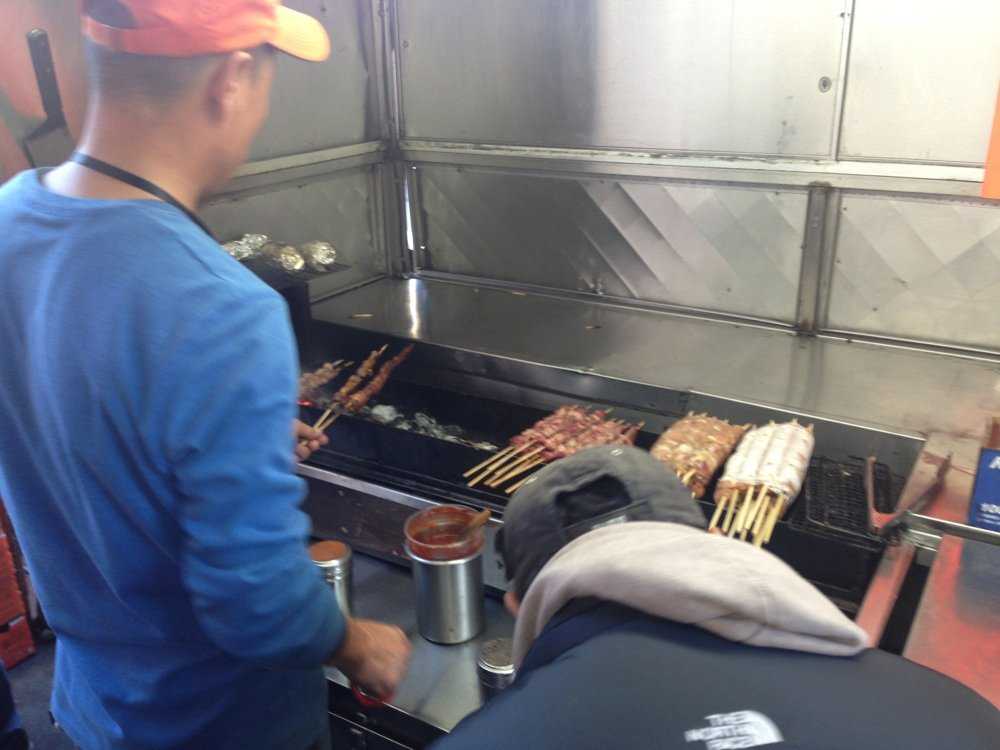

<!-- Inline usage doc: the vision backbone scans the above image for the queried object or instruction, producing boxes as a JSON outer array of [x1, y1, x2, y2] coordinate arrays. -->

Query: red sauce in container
[[405, 506, 485, 561]]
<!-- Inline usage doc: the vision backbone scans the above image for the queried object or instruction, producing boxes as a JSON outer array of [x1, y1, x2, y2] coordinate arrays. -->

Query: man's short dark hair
[[85, 0, 271, 102]]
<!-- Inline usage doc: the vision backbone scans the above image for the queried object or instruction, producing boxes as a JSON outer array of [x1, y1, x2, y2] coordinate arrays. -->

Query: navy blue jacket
[[435, 600, 999, 749]]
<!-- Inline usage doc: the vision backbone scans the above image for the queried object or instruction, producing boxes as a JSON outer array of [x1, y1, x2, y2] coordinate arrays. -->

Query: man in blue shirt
[[0, 2, 410, 748]]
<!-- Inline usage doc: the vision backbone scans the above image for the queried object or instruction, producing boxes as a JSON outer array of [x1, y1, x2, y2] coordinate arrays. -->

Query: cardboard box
[[969, 449, 1000, 532]]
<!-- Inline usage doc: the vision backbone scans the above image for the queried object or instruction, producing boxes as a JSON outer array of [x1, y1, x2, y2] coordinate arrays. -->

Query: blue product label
[[969, 449, 1000, 532]]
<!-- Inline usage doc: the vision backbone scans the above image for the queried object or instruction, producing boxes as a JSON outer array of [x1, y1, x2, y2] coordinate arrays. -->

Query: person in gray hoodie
[[433, 445, 999, 750]]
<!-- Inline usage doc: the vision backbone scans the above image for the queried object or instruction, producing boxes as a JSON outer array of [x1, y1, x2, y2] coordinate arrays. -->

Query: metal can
[[404, 505, 486, 644], [309, 540, 353, 618], [477, 638, 515, 700]]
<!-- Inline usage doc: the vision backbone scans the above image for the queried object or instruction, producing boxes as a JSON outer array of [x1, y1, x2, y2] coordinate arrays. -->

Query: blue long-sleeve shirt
[[0, 171, 344, 749]]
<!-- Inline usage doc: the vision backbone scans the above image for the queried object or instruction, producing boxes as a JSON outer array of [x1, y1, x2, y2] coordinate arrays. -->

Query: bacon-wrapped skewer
[[649, 413, 750, 498], [710, 420, 815, 546]]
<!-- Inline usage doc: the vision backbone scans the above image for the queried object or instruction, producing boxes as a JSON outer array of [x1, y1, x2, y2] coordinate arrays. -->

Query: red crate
[[0, 536, 24, 625], [0, 617, 34, 670]]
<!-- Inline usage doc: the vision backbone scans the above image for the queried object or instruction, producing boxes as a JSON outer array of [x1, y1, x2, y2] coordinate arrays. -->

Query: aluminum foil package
[[222, 233, 270, 261], [260, 242, 305, 274], [241, 233, 270, 251], [299, 240, 337, 272]]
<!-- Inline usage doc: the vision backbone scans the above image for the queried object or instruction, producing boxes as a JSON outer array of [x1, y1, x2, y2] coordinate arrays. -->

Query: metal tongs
[[867, 453, 951, 542]]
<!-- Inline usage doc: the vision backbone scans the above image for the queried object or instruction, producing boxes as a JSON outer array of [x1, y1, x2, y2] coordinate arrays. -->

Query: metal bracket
[[795, 184, 831, 333]]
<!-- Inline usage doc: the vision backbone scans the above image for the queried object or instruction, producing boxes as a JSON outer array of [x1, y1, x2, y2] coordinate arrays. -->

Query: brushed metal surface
[[325, 554, 514, 733], [249, 0, 380, 160], [202, 168, 385, 299], [400, 142, 986, 197], [827, 194, 1000, 352], [311, 277, 1000, 438], [840, 1, 1000, 165], [397, 0, 847, 157], [416, 166, 807, 322], [904, 536, 1000, 709]]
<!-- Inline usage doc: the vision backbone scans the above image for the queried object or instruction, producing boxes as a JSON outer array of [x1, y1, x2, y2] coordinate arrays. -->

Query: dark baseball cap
[[499, 445, 708, 598]]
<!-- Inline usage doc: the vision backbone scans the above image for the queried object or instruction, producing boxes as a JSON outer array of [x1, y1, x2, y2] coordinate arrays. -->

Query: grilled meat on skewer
[[650, 414, 750, 498]]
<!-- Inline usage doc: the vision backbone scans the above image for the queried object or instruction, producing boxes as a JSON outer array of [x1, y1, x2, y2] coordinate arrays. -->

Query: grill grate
[[793, 456, 898, 548]]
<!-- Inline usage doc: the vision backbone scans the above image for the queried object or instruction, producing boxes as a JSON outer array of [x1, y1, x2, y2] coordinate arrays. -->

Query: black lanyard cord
[[70, 151, 215, 240]]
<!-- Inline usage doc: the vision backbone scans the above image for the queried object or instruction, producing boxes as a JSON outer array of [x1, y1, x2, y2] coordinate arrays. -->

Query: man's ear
[[503, 590, 521, 617], [205, 50, 255, 119]]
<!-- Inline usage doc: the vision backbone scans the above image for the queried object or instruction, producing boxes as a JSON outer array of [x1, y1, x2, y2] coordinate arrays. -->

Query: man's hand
[[294, 419, 328, 462], [329, 618, 412, 700]]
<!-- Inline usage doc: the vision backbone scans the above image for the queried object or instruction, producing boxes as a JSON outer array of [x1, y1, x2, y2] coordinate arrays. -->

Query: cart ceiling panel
[[202, 168, 385, 298], [827, 194, 1000, 353], [840, 1, 1000, 165], [248, 0, 378, 161], [397, 0, 847, 157], [416, 166, 807, 322]]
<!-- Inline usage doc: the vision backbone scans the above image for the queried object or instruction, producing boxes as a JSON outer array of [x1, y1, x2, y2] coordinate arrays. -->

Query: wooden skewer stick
[[487, 445, 542, 480], [499, 458, 546, 489], [487, 448, 545, 487], [467, 444, 532, 487], [729, 487, 754, 538], [755, 496, 783, 547], [506, 472, 539, 495], [708, 496, 728, 530], [751, 491, 771, 542], [763, 495, 787, 544], [307, 362, 355, 430], [742, 485, 769, 537], [464, 445, 516, 477], [721, 492, 738, 533]]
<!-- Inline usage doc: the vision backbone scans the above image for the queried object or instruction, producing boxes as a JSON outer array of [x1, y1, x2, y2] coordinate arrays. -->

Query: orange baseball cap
[[81, 0, 331, 62]]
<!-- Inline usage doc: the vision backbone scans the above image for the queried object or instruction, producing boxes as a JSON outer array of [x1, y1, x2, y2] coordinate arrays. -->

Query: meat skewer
[[340, 344, 415, 415], [468, 406, 641, 491], [649, 413, 750, 498], [299, 359, 346, 399], [335, 345, 388, 402], [309, 346, 388, 434], [711, 420, 815, 546], [468, 406, 598, 486]]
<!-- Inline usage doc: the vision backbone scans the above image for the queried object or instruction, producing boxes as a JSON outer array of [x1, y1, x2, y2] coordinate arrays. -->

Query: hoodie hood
[[512, 521, 869, 667]]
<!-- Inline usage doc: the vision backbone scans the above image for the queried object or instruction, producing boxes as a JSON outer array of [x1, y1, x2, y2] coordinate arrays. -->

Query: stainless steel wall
[[204, 168, 386, 299], [206, 0, 389, 299], [840, 2, 1000, 165], [827, 193, 1000, 350], [393, 0, 1000, 356], [397, 0, 848, 157], [250, 0, 381, 160], [417, 166, 806, 322]]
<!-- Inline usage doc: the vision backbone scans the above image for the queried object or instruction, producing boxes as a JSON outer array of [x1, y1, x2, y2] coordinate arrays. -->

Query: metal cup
[[310, 540, 353, 618], [407, 544, 484, 644]]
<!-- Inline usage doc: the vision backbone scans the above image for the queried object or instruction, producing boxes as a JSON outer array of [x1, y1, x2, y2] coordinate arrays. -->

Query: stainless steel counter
[[326, 552, 514, 734], [904, 535, 1000, 709], [312, 277, 1000, 440]]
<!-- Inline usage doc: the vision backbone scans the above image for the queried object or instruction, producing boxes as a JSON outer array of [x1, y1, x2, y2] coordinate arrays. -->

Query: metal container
[[404, 505, 487, 644], [406, 544, 484, 644], [477, 638, 515, 700], [309, 540, 353, 618]]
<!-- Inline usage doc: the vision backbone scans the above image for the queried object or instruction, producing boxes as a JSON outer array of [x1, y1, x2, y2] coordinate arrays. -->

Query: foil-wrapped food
[[222, 233, 270, 261], [299, 241, 337, 272], [260, 242, 306, 274]]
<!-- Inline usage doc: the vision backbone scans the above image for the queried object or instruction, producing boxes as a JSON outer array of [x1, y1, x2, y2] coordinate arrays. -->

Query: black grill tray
[[303, 377, 901, 611]]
